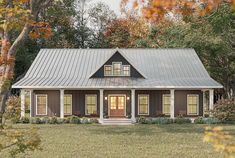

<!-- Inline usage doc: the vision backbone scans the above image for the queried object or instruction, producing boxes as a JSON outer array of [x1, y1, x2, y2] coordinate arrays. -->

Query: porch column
[[29, 89, 33, 117], [60, 89, 64, 119], [20, 89, 25, 118], [170, 89, 175, 119], [131, 89, 135, 122], [99, 89, 104, 123], [209, 89, 214, 111], [202, 90, 206, 117]]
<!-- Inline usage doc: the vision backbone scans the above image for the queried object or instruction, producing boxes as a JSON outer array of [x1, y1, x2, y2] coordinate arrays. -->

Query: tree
[[121, 0, 235, 22], [0, 0, 52, 123], [87, 2, 116, 48], [157, 3, 235, 98]]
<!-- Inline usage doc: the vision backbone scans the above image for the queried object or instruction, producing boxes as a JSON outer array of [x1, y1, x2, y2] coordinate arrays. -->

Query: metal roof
[[12, 48, 223, 89]]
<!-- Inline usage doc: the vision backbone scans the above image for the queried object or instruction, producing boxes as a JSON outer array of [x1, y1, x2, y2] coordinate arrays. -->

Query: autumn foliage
[[204, 126, 235, 158], [121, 0, 235, 22]]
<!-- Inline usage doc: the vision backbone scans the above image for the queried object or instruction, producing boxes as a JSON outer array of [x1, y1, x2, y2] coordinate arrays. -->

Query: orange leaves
[[29, 22, 52, 40], [121, 0, 235, 22]]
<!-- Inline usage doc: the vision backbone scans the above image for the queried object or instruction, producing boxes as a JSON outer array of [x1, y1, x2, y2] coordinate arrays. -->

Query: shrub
[[81, 117, 91, 124], [137, 116, 147, 124], [152, 117, 174, 124], [30, 117, 41, 124], [49, 117, 58, 124], [194, 117, 204, 124], [20, 117, 30, 124], [63, 117, 70, 124], [174, 117, 191, 124], [194, 117, 221, 124], [69, 116, 81, 124], [40, 117, 50, 124], [90, 118, 99, 124], [57, 118, 64, 124], [213, 98, 235, 123]]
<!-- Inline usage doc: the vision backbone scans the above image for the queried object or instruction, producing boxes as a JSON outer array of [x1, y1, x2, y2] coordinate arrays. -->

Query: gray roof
[[12, 48, 223, 89]]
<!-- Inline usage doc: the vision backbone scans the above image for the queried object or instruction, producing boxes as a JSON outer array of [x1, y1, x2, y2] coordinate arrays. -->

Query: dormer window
[[104, 62, 130, 76], [113, 62, 122, 75]]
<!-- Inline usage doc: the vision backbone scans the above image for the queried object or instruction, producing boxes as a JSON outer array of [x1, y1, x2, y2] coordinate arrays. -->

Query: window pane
[[123, 66, 130, 76], [138, 95, 149, 115], [187, 95, 198, 115], [37, 95, 47, 115], [104, 66, 112, 76], [118, 97, 125, 109], [110, 97, 116, 109], [86, 95, 97, 114], [113, 63, 121, 75], [163, 95, 170, 114], [64, 95, 72, 115]]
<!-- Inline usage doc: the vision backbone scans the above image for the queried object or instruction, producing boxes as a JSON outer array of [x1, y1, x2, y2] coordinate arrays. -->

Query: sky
[[90, 0, 122, 16]]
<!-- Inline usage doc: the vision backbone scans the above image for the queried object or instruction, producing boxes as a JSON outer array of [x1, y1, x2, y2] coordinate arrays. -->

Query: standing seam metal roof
[[12, 48, 223, 89]]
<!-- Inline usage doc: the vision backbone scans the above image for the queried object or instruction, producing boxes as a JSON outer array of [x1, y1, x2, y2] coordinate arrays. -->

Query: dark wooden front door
[[109, 95, 125, 117]]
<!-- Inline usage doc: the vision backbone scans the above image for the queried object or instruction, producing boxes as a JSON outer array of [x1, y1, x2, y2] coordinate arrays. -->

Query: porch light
[[127, 97, 130, 100], [105, 97, 108, 100]]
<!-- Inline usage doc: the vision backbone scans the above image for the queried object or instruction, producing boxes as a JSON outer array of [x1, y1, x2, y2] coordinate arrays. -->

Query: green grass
[[2, 124, 235, 158]]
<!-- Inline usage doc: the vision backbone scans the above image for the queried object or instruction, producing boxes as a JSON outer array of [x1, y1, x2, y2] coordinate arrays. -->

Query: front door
[[109, 95, 125, 117]]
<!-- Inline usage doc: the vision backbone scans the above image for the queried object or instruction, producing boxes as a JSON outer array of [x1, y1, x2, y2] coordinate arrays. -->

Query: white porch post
[[99, 89, 104, 123], [202, 90, 206, 117], [20, 89, 25, 118], [209, 89, 214, 111], [60, 89, 64, 119], [170, 89, 175, 119], [29, 89, 33, 117], [131, 89, 135, 123]]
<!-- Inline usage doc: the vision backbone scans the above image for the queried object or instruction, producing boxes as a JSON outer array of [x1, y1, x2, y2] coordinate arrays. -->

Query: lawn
[[2, 124, 235, 158]]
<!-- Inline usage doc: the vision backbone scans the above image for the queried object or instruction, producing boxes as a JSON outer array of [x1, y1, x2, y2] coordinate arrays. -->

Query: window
[[162, 94, 170, 115], [123, 65, 130, 76], [64, 95, 72, 115], [104, 65, 112, 76], [187, 94, 199, 115], [138, 95, 149, 115], [113, 62, 122, 75], [85, 95, 97, 115], [104, 62, 131, 76], [36, 94, 47, 115]]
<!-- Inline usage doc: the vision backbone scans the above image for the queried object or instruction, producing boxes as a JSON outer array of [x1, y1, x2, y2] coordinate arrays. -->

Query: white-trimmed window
[[36, 94, 47, 115], [64, 94, 72, 115], [85, 95, 97, 115], [113, 62, 122, 75], [162, 94, 170, 115], [104, 65, 112, 76], [138, 95, 149, 115], [187, 94, 199, 115], [123, 65, 130, 76]]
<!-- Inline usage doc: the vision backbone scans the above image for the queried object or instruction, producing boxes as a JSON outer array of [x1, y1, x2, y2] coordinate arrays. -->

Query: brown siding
[[175, 90, 203, 117], [33, 90, 100, 117], [135, 90, 169, 117], [65, 90, 100, 117], [33, 90, 60, 117], [32, 89, 203, 117], [135, 90, 203, 117], [103, 90, 131, 117]]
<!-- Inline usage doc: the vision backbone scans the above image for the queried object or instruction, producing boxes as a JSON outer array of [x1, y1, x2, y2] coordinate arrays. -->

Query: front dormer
[[90, 51, 144, 78]]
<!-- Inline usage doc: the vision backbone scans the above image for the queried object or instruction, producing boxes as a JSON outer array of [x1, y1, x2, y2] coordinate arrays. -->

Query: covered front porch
[[20, 89, 215, 124]]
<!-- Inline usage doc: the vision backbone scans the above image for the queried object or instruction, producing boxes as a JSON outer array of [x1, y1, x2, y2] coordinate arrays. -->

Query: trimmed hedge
[[21, 116, 98, 124], [137, 117, 174, 124], [194, 117, 221, 124]]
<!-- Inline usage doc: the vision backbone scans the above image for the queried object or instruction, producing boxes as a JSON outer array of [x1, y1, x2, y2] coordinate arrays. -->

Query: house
[[13, 48, 223, 124]]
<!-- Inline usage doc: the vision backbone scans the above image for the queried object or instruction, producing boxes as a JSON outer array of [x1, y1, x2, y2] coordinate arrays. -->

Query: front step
[[101, 118, 133, 125]]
